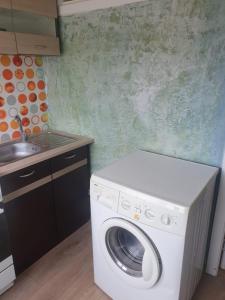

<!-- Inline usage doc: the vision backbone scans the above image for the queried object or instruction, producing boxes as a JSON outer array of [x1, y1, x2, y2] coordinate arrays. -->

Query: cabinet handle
[[64, 153, 77, 160], [19, 170, 35, 178]]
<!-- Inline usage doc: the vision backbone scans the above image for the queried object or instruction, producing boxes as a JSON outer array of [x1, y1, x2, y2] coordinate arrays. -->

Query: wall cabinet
[[1, 146, 90, 275], [0, 0, 60, 55], [0, 0, 10, 9], [11, 0, 57, 18], [0, 0, 57, 16], [0, 32, 17, 54], [16, 33, 60, 56]]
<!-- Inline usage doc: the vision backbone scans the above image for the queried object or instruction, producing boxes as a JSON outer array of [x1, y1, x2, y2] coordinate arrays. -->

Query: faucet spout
[[15, 115, 28, 142]]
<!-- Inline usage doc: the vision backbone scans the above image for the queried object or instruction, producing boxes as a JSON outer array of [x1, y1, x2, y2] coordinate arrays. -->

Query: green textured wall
[[45, 0, 225, 171]]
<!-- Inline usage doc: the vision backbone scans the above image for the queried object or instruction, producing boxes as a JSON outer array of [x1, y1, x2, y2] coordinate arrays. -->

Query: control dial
[[161, 214, 172, 226]]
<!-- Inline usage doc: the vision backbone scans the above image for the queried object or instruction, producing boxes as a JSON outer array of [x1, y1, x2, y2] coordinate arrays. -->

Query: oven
[[0, 204, 16, 295], [0, 207, 11, 262]]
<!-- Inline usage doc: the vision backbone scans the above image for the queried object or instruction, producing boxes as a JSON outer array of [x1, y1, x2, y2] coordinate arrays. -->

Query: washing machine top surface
[[93, 150, 218, 207]]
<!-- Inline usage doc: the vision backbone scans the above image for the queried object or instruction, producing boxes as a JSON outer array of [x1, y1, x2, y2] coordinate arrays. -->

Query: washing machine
[[90, 151, 218, 300]]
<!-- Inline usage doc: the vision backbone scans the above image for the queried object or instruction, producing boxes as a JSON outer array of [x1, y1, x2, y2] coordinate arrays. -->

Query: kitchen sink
[[0, 142, 41, 164], [0, 132, 79, 166]]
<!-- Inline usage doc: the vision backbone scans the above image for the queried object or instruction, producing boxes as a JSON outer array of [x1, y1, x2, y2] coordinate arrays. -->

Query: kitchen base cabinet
[[53, 165, 90, 243], [4, 183, 57, 275], [2, 143, 91, 275]]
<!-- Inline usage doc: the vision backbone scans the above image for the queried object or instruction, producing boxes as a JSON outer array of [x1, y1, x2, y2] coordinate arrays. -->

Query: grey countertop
[[0, 130, 94, 176]]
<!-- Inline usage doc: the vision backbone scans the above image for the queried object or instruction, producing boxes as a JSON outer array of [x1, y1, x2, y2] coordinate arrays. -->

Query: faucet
[[15, 115, 28, 142]]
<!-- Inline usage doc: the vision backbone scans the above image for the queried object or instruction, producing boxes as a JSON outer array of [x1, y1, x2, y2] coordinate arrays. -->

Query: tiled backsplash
[[0, 55, 48, 143]]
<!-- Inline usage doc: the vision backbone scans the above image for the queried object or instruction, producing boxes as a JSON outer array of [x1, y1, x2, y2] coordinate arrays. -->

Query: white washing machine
[[90, 151, 218, 300]]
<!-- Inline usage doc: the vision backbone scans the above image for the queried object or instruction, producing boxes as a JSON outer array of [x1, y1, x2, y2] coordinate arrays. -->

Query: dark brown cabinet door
[[53, 165, 90, 243], [4, 183, 57, 275]]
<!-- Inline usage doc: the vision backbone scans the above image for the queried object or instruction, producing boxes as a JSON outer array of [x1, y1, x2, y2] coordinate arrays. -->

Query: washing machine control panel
[[118, 192, 188, 235], [91, 182, 188, 235]]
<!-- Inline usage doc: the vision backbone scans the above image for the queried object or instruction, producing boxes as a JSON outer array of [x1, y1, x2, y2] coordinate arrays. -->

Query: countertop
[[0, 130, 94, 176]]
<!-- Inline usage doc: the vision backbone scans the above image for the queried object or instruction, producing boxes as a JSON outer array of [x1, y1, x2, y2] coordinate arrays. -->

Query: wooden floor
[[1, 223, 225, 300]]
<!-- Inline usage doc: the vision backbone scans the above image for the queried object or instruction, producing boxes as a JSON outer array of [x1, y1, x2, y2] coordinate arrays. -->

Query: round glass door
[[106, 226, 145, 277], [100, 218, 162, 289]]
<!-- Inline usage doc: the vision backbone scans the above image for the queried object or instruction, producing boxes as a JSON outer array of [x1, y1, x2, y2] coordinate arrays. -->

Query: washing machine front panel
[[91, 199, 185, 300], [100, 218, 161, 289]]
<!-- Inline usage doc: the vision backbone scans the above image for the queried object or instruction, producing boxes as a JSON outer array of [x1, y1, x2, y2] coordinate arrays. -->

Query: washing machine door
[[100, 218, 161, 289]]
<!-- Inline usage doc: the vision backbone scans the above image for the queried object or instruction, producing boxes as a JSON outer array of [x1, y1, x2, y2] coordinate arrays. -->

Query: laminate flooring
[[1, 223, 224, 300]]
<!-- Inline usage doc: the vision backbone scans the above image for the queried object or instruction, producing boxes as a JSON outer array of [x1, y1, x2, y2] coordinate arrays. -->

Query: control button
[[144, 209, 155, 220], [161, 214, 172, 226], [135, 207, 142, 214], [121, 200, 131, 210]]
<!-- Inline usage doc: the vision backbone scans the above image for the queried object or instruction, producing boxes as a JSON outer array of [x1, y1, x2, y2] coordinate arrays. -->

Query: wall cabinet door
[[53, 165, 90, 243], [0, 32, 60, 56], [0, 32, 17, 54], [16, 33, 60, 56], [0, 0, 10, 9], [0, 0, 59, 55], [4, 183, 57, 275], [12, 0, 57, 17]]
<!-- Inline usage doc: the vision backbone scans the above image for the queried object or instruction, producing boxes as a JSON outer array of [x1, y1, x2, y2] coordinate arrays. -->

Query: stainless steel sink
[[0, 142, 41, 164]]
